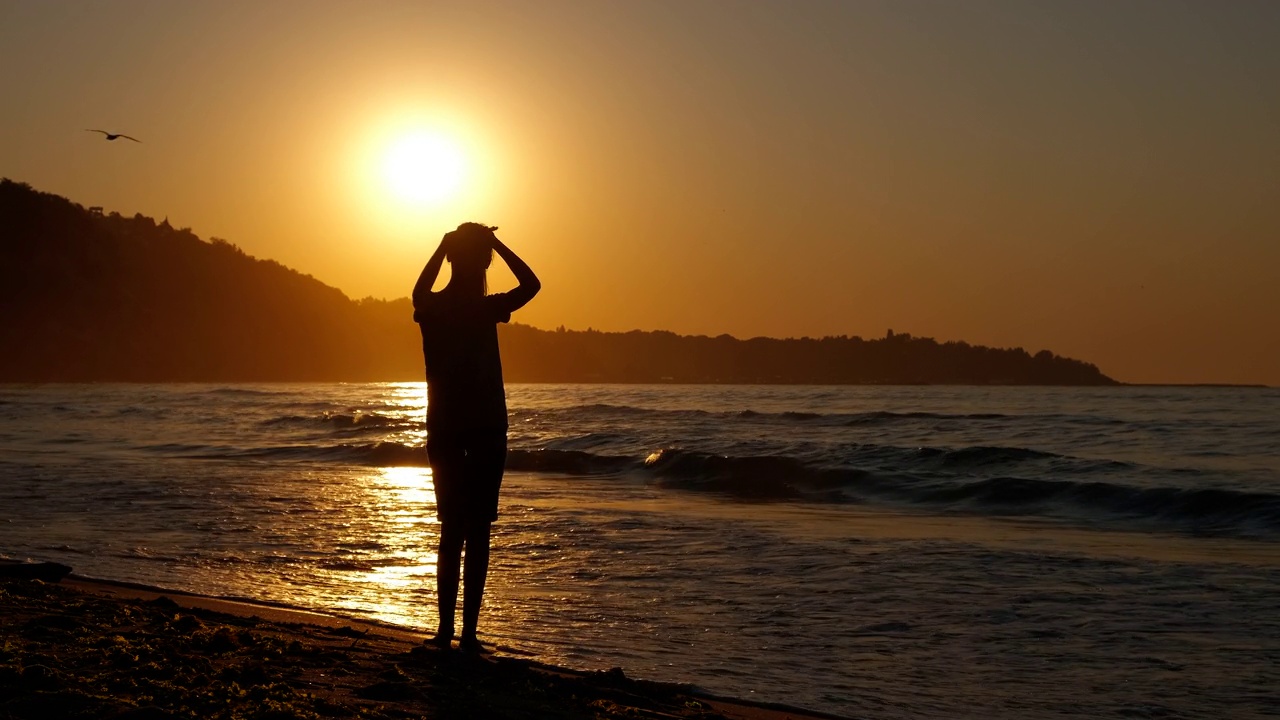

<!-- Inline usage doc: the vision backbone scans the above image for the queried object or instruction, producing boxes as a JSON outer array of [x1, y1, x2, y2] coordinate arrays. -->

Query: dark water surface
[[2, 384, 1277, 718]]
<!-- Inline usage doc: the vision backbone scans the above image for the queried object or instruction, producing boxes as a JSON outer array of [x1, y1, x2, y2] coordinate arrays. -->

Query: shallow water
[[1, 383, 1278, 718]]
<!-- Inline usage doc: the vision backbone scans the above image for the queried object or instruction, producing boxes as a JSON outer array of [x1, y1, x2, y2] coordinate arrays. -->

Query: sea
[[1, 383, 1278, 719]]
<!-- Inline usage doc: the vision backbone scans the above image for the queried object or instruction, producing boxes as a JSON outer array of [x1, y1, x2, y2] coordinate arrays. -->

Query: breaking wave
[[149, 438, 1279, 538]]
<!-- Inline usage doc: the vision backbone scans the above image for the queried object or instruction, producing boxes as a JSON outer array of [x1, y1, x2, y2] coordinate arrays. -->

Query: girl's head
[[444, 222, 496, 274]]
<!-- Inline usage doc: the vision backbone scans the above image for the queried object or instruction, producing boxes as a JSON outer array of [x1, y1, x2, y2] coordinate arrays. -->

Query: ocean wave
[[913, 445, 1061, 466], [514, 404, 1031, 428], [201, 387, 291, 397], [510, 403, 1144, 431], [137, 432, 1277, 536], [841, 410, 1010, 425], [542, 433, 636, 451], [736, 409, 822, 420], [139, 440, 428, 466], [259, 411, 412, 432], [248, 442, 428, 466], [506, 448, 635, 475], [505, 445, 1277, 537]]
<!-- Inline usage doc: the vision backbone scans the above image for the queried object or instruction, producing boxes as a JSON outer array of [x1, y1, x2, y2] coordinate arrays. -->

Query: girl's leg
[[435, 521, 464, 641], [460, 521, 492, 644], [458, 430, 505, 649]]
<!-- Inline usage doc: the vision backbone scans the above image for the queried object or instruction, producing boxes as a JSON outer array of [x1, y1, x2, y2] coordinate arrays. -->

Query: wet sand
[[0, 571, 844, 720]]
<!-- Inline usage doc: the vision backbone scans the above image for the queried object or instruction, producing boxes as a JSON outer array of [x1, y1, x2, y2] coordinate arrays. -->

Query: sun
[[381, 130, 466, 207], [346, 112, 500, 232]]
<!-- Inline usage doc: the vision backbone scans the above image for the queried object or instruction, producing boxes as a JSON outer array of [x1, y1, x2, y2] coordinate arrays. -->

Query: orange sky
[[2, 1, 1277, 385]]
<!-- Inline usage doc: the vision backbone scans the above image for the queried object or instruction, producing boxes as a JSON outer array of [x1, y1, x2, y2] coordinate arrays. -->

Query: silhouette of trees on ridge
[[0, 179, 1114, 384], [497, 325, 1112, 384]]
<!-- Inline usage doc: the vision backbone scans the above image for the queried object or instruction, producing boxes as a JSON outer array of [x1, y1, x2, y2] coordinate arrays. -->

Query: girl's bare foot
[[458, 634, 488, 654]]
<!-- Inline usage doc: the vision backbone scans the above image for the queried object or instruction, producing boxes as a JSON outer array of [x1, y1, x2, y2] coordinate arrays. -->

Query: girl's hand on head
[[439, 232, 457, 256]]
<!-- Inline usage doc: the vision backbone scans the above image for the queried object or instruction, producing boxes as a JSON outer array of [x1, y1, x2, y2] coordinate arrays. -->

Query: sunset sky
[[2, 1, 1276, 385]]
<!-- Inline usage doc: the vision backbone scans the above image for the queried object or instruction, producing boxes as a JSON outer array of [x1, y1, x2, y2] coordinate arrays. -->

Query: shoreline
[[3, 380, 1271, 388], [1, 566, 847, 720]]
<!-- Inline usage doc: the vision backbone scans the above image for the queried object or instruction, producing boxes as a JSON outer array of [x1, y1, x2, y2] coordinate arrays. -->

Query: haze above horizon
[[1, 1, 1276, 385]]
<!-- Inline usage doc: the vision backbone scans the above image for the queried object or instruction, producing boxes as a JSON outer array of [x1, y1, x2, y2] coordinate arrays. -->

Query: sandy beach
[[0, 570, 842, 720]]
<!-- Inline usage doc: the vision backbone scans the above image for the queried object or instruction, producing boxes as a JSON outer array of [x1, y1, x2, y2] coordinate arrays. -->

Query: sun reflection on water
[[329, 465, 441, 626], [376, 465, 437, 513], [377, 382, 429, 446]]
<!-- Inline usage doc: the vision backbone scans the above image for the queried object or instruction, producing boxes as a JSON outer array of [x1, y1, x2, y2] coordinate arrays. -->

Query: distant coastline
[[1120, 383, 1271, 389], [3, 178, 1114, 385]]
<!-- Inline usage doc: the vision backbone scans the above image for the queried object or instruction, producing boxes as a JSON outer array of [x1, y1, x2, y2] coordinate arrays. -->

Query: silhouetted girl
[[412, 223, 540, 650]]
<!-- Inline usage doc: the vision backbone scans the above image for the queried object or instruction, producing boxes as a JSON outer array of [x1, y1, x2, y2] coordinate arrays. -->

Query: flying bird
[[86, 129, 141, 143]]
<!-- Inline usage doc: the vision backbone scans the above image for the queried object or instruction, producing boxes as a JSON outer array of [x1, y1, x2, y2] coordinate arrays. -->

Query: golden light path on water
[[318, 384, 442, 626], [355, 467, 438, 624], [309, 384, 543, 636]]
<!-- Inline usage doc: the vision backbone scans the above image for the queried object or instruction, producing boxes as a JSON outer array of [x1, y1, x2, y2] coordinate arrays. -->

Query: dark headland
[[1, 179, 1114, 385]]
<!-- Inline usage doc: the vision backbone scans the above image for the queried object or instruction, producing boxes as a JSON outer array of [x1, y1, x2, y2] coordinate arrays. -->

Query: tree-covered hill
[[499, 325, 1114, 384], [0, 179, 1114, 384], [1, 180, 416, 381]]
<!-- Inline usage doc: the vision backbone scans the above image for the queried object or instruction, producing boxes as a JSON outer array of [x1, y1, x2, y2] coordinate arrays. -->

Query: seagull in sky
[[85, 129, 141, 143]]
